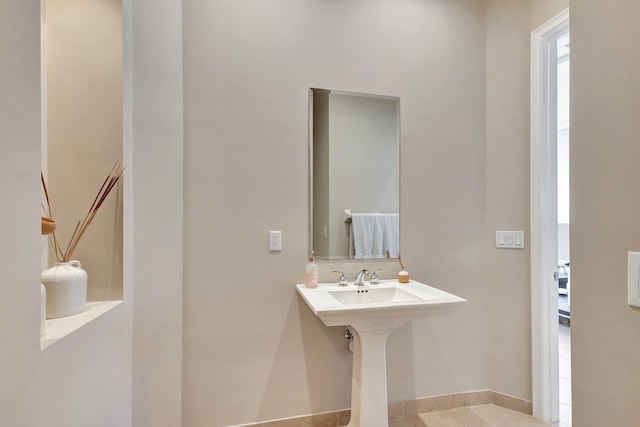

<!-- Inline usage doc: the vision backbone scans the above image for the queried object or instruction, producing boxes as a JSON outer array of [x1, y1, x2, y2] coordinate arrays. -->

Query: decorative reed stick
[[41, 172, 64, 261], [41, 162, 125, 263]]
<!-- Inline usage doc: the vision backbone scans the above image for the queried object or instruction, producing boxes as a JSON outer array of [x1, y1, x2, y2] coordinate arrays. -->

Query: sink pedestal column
[[347, 326, 395, 427], [296, 282, 466, 426]]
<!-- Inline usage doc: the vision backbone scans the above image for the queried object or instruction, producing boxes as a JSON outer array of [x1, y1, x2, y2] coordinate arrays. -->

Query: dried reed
[[41, 172, 63, 260], [41, 162, 124, 263]]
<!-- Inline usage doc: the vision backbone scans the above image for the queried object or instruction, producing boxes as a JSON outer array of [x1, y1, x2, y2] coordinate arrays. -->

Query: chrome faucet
[[354, 269, 370, 286]]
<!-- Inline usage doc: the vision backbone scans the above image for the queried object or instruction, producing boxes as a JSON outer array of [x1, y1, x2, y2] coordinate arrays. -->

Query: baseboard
[[227, 389, 533, 426]]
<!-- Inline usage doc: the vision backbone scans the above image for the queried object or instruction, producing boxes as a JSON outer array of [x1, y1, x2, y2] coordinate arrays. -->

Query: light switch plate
[[628, 252, 640, 307], [496, 231, 525, 249], [269, 231, 282, 251]]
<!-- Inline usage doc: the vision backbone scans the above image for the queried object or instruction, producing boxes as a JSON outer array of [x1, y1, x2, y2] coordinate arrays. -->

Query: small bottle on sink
[[305, 251, 319, 288]]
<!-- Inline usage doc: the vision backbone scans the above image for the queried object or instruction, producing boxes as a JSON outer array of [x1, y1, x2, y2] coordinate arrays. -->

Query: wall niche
[[41, 0, 123, 346]]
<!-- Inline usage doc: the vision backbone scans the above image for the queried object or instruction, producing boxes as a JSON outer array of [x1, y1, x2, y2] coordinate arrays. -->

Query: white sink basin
[[297, 279, 465, 427], [329, 286, 421, 305], [297, 279, 466, 329]]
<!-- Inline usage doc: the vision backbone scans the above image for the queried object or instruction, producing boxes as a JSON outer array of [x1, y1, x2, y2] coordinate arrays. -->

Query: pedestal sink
[[297, 280, 466, 427]]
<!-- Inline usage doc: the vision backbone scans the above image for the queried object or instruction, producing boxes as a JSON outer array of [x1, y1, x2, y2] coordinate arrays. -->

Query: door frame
[[530, 8, 569, 424]]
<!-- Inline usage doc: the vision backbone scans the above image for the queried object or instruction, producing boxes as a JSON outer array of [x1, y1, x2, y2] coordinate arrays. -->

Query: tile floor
[[559, 323, 571, 427], [267, 325, 573, 427], [340, 404, 557, 427], [361, 324, 573, 427]]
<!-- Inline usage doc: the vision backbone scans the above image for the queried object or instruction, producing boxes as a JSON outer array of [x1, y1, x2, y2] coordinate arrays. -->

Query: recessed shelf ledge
[[40, 300, 123, 350]]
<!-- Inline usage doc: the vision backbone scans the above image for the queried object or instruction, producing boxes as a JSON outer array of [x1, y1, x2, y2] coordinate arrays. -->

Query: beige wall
[[10, 1, 620, 426], [45, 0, 123, 301], [530, 0, 569, 30], [183, 0, 489, 425], [0, 0, 48, 423], [0, 0, 184, 426], [485, 0, 533, 399], [124, 0, 184, 426], [484, 0, 568, 400], [571, 0, 640, 425], [181, 1, 574, 424], [0, 1, 132, 425]]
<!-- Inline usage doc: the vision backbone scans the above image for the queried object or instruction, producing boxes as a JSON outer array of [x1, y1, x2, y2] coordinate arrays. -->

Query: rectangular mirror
[[309, 88, 400, 260]]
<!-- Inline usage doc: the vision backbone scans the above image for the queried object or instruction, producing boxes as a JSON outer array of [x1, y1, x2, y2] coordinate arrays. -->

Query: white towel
[[350, 213, 399, 259], [381, 213, 399, 258]]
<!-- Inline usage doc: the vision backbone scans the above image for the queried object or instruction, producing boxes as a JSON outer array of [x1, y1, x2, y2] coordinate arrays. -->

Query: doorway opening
[[530, 8, 570, 426], [555, 31, 571, 427]]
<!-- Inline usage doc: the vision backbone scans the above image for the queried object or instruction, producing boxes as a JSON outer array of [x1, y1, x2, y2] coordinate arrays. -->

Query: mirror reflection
[[310, 89, 400, 260]]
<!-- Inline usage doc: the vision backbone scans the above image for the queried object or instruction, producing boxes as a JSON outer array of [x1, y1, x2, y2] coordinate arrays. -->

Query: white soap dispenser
[[305, 251, 319, 289]]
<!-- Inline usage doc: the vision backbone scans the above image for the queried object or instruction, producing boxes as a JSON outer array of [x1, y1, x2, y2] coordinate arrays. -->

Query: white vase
[[40, 284, 46, 336], [41, 260, 87, 319]]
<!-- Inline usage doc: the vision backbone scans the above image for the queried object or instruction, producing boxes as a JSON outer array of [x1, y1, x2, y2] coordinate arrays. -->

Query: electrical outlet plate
[[628, 252, 640, 307], [269, 231, 282, 251]]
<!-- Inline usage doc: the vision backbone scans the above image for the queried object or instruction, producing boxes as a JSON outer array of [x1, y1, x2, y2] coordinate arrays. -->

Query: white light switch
[[628, 252, 640, 307], [496, 231, 525, 249], [269, 231, 282, 251]]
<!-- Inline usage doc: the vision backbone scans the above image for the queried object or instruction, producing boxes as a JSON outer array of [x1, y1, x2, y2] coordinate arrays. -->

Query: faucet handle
[[331, 270, 349, 286], [370, 268, 386, 284]]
